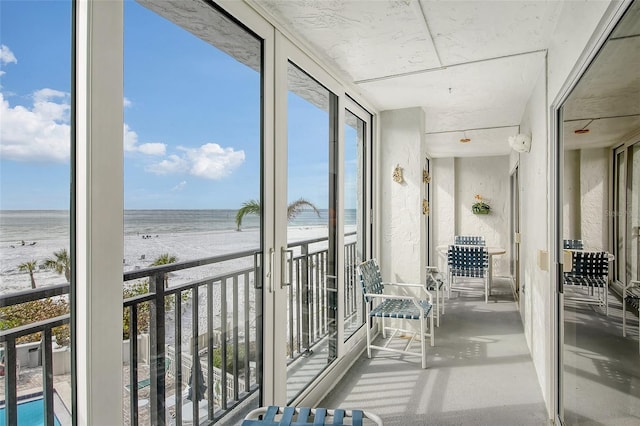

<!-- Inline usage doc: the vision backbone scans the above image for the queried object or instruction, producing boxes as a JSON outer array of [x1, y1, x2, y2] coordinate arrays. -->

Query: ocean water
[[0, 209, 356, 243]]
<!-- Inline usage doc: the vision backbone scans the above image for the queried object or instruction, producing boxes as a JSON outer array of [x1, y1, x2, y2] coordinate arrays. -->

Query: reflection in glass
[[561, 1, 640, 423], [343, 110, 366, 342], [285, 62, 338, 402]]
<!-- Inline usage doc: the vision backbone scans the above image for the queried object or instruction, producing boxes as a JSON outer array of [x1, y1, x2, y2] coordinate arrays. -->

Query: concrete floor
[[320, 277, 549, 425]]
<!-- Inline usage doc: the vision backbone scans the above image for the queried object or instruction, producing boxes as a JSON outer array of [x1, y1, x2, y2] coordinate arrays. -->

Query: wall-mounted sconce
[[393, 164, 404, 184], [422, 199, 429, 215], [423, 169, 431, 184]]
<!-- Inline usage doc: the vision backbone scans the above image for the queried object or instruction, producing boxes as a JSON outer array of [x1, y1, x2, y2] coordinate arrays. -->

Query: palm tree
[[235, 198, 321, 231], [151, 253, 177, 287], [43, 248, 71, 283], [18, 260, 38, 289]]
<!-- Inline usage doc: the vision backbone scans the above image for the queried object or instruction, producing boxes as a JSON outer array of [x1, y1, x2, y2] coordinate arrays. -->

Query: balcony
[[0, 233, 359, 425]]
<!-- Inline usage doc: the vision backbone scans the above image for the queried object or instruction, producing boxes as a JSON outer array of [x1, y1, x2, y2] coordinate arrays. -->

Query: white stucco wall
[[432, 157, 455, 272], [564, 150, 582, 240], [563, 148, 609, 249], [455, 156, 510, 276], [581, 148, 609, 249], [518, 67, 549, 408], [379, 108, 425, 283]]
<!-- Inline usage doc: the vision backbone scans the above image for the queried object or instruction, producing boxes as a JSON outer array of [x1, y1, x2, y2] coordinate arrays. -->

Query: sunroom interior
[[1, 0, 640, 425]]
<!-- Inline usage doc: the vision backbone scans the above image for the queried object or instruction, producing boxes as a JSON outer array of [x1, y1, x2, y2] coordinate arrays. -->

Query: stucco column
[[379, 108, 425, 283]]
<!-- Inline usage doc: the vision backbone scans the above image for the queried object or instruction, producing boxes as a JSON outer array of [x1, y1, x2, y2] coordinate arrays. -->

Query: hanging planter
[[472, 194, 490, 215]]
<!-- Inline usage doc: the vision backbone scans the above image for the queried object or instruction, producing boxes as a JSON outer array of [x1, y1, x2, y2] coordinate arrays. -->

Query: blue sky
[[0, 0, 356, 211]]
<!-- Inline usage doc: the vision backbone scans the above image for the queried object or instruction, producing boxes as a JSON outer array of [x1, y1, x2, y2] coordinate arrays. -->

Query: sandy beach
[[1, 225, 333, 295]]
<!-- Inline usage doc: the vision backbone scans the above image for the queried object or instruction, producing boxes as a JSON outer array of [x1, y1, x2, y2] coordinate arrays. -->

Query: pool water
[[0, 398, 61, 426]]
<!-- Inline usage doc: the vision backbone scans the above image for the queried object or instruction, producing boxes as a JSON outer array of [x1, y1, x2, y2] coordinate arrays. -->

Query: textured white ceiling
[[254, 0, 639, 157]]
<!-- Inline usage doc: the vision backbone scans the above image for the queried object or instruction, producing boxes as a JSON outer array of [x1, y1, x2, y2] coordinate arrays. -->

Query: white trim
[[75, 0, 124, 424]]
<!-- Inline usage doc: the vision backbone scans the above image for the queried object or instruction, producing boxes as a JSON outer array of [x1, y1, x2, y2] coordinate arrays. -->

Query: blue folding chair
[[358, 259, 434, 369], [425, 266, 446, 326], [447, 245, 490, 303], [242, 406, 383, 426], [563, 239, 584, 250], [563, 250, 609, 315], [454, 235, 485, 246]]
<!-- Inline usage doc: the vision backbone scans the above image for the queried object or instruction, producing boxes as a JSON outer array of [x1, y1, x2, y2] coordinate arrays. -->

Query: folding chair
[[563, 250, 609, 315], [425, 266, 446, 326], [563, 239, 584, 250], [242, 406, 383, 426], [622, 280, 640, 353], [454, 235, 485, 246], [447, 245, 490, 303], [357, 259, 434, 369]]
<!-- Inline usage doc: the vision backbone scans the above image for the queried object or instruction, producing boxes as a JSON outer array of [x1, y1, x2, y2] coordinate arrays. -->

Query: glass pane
[[0, 1, 73, 424], [123, 1, 262, 423], [343, 109, 365, 342], [561, 2, 640, 422], [615, 151, 625, 283], [628, 145, 640, 282], [285, 62, 337, 402]]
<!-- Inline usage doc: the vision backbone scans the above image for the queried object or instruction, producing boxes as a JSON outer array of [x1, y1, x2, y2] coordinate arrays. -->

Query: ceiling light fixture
[[574, 119, 594, 135]]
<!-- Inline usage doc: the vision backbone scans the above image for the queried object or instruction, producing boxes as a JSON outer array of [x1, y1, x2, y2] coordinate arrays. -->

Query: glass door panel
[[628, 144, 640, 282], [123, 1, 264, 423], [284, 61, 338, 402], [614, 148, 626, 284], [0, 2, 73, 424], [560, 3, 640, 422], [343, 108, 368, 341]]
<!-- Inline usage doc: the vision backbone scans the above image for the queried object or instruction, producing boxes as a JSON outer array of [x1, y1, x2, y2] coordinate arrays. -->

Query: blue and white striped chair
[[357, 259, 434, 369], [454, 235, 485, 246], [425, 266, 446, 326], [242, 406, 383, 426], [563, 239, 584, 250], [447, 245, 490, 303], [622, 280, 640, 353], [563, 250, 609, 315]]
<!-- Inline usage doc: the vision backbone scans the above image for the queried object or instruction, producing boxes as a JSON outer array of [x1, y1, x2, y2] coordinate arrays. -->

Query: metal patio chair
[[242, 406, 383, 426], [454, 235, 486, 246], [563, 239, 584, 250], [563, 250, 609, 315], [357, 259, 434, 369], [425, 265, 446, 326], [622, 279, 640, 353], [447, 244, 490, 303]]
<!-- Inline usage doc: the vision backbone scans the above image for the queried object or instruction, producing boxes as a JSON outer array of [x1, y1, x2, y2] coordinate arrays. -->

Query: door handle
[[267, 248, 275, 293], [281, 247, 294, 288], [253, 251, 263, 289]]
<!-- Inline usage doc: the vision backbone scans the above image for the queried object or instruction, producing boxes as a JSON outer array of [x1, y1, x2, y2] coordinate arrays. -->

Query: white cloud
[[146, 143, 245, 180], [172, 181, 187, 191], [123, 124, 166, 156], [138, 142, 166, 156], [0, 90, 70, 163], [123, 97, 132, 108], [0, 45, 17, 65], [187, 143, 245, 179], [146, 154, 188, 175], [123, 124, 139, 152]]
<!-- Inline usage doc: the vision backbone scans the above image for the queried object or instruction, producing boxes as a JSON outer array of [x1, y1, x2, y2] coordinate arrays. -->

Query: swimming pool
[[0, 397, 61, 426]]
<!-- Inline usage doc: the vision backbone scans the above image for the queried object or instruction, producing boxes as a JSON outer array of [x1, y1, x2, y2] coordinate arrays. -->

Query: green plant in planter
[[472, 194, 490, 214]]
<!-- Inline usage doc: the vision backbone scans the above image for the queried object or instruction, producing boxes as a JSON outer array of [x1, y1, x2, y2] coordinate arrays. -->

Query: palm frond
[[235, 199, 261, 230], [287, 198, 320, 221]]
